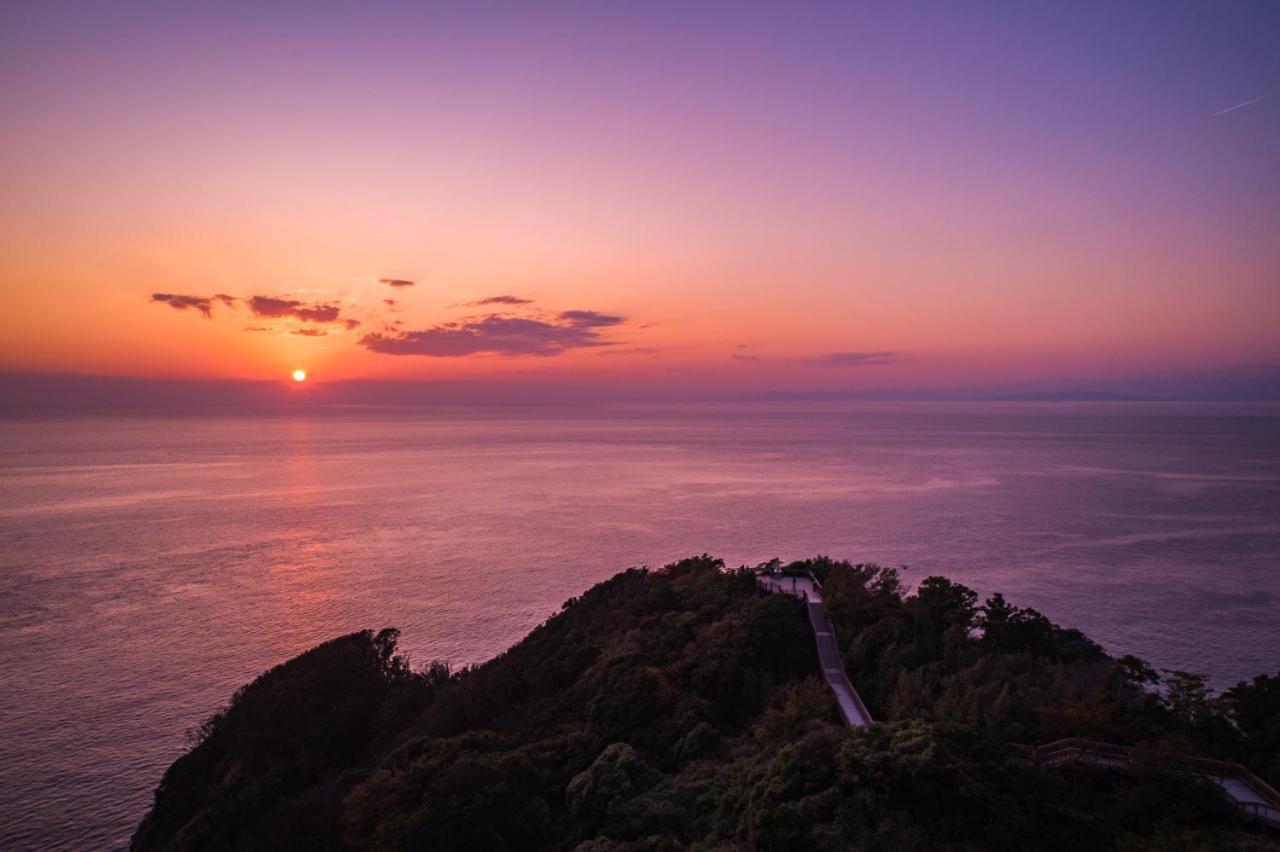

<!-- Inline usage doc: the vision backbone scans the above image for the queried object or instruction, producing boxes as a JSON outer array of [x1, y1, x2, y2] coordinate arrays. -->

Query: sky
[[1, 1, 1277, 398]]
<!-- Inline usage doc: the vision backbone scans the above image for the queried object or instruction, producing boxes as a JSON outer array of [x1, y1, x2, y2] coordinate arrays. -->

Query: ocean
[[1, 401, 1277, 849]]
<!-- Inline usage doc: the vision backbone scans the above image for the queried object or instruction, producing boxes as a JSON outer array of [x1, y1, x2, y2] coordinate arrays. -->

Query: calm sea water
[[1, 402, 1278, 849]]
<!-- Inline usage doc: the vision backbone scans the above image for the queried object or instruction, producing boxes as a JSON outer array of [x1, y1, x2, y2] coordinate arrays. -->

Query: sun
[[292, 369, 307, 382]]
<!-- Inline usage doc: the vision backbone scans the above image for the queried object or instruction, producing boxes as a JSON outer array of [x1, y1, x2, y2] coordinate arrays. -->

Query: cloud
[[379, 278, 415, 288], [243, 326, 273, 332], [466, 295, 534, 306], [812, 351, 897, 366], [151, 293, 214, 318], [291, 328, 328, 337], [732, 353, 761, 362], [154, 290, 361, 330], [360, 311, 626, 357], [558, 309, 624, 327], [596, 347, 658, 357], [248, 296, 341, 323], [383, 298, 397, 307]]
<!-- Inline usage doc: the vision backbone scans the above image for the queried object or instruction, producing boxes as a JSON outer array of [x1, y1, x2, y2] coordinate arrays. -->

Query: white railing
[[1015, 738, 1280, 828]]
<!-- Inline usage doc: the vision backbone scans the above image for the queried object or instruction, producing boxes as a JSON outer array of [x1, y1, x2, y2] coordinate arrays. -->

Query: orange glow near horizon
[[0, 5, 1277, 397]]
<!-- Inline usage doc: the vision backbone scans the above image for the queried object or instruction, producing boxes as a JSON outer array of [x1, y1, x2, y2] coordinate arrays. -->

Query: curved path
[[757, 574, 873, 726], [758, 573, 1278, 828]]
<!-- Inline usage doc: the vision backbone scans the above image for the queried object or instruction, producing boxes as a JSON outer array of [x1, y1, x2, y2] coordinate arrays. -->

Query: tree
[[1223, 673, 1280, 734], [913, 576, 979, 631], [1162, 670, 1215, 726], [1117, 655, 1161, 687]]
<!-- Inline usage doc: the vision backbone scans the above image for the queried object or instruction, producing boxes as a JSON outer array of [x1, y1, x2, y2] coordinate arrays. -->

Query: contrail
[[1212, 89, 1280, 117]]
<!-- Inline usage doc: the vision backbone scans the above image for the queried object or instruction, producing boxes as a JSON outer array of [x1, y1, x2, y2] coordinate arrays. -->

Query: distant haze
[[2, 366, 1279, 414]]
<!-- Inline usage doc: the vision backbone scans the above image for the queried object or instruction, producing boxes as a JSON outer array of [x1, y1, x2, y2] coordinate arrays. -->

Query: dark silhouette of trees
[[132, 557, 1280, 851]]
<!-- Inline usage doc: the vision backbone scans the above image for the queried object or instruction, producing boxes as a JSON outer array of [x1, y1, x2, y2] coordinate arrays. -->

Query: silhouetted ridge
[[131, 557, 1280, 851]]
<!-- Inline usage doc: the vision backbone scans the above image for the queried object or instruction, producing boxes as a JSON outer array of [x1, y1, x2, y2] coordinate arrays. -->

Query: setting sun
[[5, 4, 1280, 847]]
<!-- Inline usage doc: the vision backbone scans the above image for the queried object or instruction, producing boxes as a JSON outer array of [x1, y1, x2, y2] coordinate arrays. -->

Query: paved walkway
[[759, 576, 1280, 828], [757, 574, 873, 726], [1221, 777, 1273, 808]]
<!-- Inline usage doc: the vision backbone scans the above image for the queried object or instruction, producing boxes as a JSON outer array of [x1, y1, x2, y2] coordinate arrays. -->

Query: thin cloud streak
[[812, 351, 897, 366], [596, 347, 658, 357], [1211, 89, 1280, 116], [466, 295, 534, 306]]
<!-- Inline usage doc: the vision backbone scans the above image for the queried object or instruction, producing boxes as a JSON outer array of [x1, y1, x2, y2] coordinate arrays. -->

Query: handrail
[[803, 599, 874, 726], [757, 574, 1279, 828], [756, 573, 873, 726], [1014, 737, 1280, 827]]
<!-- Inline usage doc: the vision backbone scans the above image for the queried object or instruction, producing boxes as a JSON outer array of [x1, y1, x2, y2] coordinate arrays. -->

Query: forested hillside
[[132, 557, 1280, 851]]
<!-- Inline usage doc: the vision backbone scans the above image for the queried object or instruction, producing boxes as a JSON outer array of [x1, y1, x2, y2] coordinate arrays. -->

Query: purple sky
[[1, 2, 1277, 399]]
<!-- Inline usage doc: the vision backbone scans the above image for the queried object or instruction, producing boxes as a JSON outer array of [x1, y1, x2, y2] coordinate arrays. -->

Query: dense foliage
[[133, 557, 1280, 851], [804, 557, 1280, 781]]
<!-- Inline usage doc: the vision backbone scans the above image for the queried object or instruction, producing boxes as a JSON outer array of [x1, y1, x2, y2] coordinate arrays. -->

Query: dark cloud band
[[360, 310, 625, 357], [248, 296, 341, 323], [813, 351, 897, 366], [151, 293, 213, 318], [466, 295, 533, 306]]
